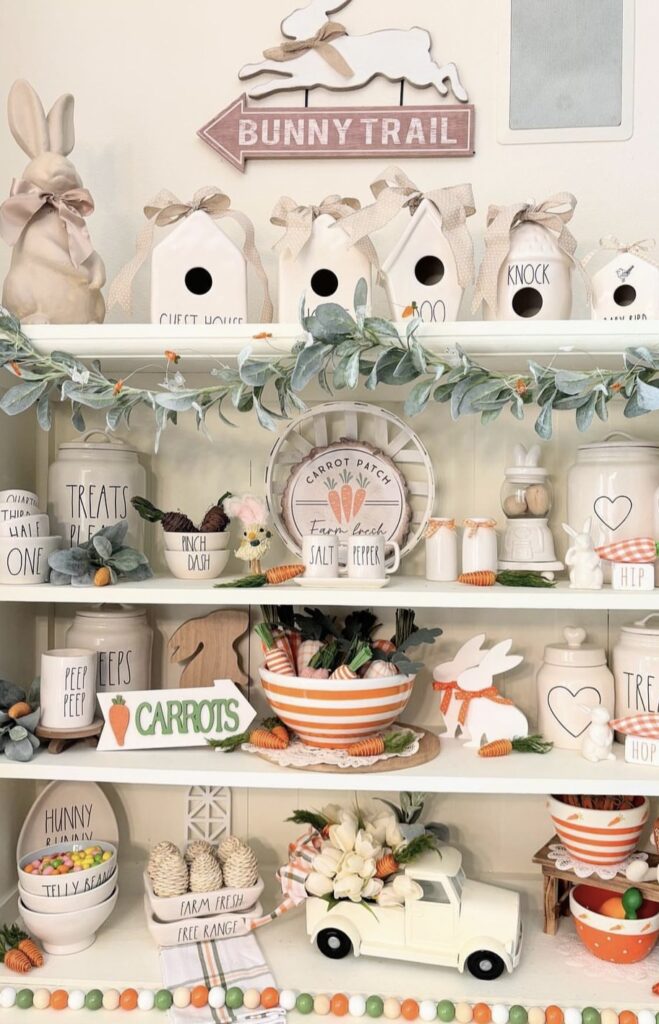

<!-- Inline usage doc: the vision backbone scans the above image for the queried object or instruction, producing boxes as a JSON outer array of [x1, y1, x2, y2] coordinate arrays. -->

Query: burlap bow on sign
[[472, 192, 579, 314], [0, 177, 95, 268], [271, 194, 380, 274], [107, 186, 273, 320], [341, 167, 476, 288], [582, 235, 659, 271], [263, 21, 353, 78]]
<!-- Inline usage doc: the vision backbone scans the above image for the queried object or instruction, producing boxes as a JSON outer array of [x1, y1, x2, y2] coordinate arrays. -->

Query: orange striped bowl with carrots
[[548, 795, 649, 866], [259, 668, 415, 748]]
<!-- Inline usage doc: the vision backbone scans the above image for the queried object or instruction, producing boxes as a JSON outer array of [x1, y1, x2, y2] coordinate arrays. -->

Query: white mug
[[40, 648, 97, 730], [0, 513, 50, 538], [345, 536, 400, 579], [302, 535, 340, 578]]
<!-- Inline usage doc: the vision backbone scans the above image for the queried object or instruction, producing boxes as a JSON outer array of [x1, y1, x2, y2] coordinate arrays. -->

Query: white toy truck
[[306, 847, 523, 981]]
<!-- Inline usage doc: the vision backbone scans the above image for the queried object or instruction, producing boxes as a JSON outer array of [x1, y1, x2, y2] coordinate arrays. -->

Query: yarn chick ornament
[[225, 494, 272, 575]]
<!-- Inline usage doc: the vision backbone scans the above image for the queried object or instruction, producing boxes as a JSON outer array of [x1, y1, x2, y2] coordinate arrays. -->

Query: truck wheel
[[316, 928, 353, 960], [465, 951, 505, 980]]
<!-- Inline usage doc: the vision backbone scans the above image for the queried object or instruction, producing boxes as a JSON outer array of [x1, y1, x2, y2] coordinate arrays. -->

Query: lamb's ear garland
[[7, 79, 49, 158], [47, 93, 75, 156]]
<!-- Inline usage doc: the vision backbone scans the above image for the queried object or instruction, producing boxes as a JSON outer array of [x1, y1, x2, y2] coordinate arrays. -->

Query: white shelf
[[4, 737, 659, 795], [1, 865, 656, 1014], [3, 575, 659, 610]]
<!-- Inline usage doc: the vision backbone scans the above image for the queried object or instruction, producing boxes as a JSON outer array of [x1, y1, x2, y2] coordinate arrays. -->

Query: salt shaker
[[425, 518, 458, 582]]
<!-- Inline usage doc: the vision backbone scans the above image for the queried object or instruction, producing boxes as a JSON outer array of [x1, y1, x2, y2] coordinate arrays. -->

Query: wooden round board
[[252, 725, 440, 774]]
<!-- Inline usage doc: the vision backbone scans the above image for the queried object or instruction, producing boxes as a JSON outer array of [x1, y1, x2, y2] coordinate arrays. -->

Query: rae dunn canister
[[66, 606, 153, 694], [537, 626, 615, 749], [613, 615, 659, 719]]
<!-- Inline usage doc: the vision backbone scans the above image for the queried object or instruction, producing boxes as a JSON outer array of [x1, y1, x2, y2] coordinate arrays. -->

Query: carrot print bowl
[[548, 796, 649, 866], [570, 884, 659, 963], [259, 667, 415, 748]]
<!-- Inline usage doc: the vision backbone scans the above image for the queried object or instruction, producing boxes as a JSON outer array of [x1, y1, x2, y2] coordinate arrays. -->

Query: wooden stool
[[35, 718, 103, 755]]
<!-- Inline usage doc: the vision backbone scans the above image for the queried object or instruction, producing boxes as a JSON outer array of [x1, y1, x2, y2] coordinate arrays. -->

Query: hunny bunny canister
[[48, 431, 146, 548], [66, 606, 153, 694], [537, 627, 615, 749], [613, 615, 659, 719]]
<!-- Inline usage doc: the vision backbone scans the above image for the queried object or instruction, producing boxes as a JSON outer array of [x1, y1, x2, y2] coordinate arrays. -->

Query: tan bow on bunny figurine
[[0, 80, 105, 323]]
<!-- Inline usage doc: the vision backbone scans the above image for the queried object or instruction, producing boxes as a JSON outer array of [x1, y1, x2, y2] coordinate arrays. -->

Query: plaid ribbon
[[610, 714, 659, 739], [249, 828, 322, 930], [596, 537, 658, 564]]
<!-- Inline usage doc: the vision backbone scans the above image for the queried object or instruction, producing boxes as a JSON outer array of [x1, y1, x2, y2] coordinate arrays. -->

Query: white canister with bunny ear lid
[[485, 220, 573, 321], [537, 626, 615, 749]]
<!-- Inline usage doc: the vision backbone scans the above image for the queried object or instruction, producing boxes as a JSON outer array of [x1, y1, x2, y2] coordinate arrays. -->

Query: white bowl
[[0, 513, 50, 538], [0, 503, 36, 523], [19, 887, 118, 955], [19, 867, 117, 913], [163, 531, 230, 552], [0, 535, 60, 584], [164, 548, 230, 580], [0, 489, 39, 508], [18, 841, 117, 897]]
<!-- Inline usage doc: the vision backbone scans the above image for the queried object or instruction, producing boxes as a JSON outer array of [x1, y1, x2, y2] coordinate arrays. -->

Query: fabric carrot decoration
[[216, 564, 305, 588], [324, 478, 342, 524], [478, 735, 553, 757], [339, 469, 353, 522], [346, 730, 414, 757], [297, 638, 323, 672], [330, 643, 372, 680], [596, 538, 659, 564], [352, 473, 369, 517], [363, 659, 399, 678], [208, 717, 289, 752], [458, 571, 497, 586], [2, 927, 43, 968], [375, 834, 439, 878], [255, 622, 296, 676]]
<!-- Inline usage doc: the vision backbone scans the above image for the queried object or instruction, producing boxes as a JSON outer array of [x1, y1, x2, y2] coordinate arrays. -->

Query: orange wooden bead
[[191, 986, 209, 1008], [473, 1004, 492, 1024], [402, 999, 420, 1020], [51, 991, 69, 1011], [331, 994, 350, 1016], [546, 1009, 564, 1024], [619, 1014, 637, 1024], [261, 988, 280, 1009], [120, 989, 139, 1011]]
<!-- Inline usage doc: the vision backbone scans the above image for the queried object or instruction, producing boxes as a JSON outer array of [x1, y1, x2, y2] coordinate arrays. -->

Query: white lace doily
[[243, 730, 423, 768], [556, 925, 658, 980], [548, 843, 648, 879]]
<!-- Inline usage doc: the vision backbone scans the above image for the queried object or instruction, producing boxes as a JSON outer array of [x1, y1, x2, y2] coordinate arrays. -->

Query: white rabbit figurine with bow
[[0, 80, 105, 323], [562, 518, 603, 590]]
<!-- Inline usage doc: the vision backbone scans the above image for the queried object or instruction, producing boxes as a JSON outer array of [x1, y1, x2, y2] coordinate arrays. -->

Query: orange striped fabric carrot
[[458, 571, 497, 586]]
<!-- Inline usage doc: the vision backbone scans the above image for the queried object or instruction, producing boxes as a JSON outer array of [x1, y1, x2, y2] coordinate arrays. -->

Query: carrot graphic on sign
[[109, 696, 130, 747], [324, 478, 342, 524], [339, 469, 353, 522], [352, 473, 370, 517]]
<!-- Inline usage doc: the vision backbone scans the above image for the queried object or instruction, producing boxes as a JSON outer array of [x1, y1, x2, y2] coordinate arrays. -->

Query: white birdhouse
[[589, 253, 659, 321], [150, 210, 247, 326], [485, 221, 573, 322], [382, 199, 464, 323], [277, 214, 372, 322]]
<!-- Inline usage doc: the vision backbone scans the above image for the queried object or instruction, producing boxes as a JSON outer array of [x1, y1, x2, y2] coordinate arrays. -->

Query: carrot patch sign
[[97, 680, 256, 751]]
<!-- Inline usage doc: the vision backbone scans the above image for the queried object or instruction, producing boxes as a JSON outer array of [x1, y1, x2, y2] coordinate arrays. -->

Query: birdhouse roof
[[382, 198, 446, 275], [154, 209, 244, 262]]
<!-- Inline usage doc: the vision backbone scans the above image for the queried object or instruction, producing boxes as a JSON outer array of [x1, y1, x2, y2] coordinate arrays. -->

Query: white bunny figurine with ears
[[454, 639, 528, 748], [0, 80, 106, 324], [580, 705, 615, 763], [562, 518, 603, 590], [433, 634, 487, 737]]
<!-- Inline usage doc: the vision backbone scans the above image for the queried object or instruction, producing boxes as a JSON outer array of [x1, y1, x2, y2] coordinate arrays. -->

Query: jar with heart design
[[536, 626, 614, 749], [567, 433, 659, 581]]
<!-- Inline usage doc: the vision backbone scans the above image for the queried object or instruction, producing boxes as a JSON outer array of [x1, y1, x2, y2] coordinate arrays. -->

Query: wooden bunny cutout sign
[[0, 80, 106, 323], [434, 635, 528, 747]]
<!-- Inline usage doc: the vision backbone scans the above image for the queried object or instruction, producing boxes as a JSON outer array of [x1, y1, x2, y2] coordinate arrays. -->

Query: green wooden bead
[[16, 990, 33, 1010], [582, 1010, 600, 1024], [296, 993, 314, 1014], [85, 990, 103, 1011], [509, 1008, 528, 1024], [438, 1002, 456, 1022], [367, 996, 385, 1018], [226, 987, 244, 1009], [155, 990, 173, 1011]]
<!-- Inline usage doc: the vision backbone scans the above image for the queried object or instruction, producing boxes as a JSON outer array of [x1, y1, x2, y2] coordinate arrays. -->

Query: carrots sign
[[97, 680, 256, 751]]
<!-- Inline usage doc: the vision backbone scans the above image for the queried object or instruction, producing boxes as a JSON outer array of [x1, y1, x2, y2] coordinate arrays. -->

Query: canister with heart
[[537, 627, 615, 749], [613, 615, 659, 721]]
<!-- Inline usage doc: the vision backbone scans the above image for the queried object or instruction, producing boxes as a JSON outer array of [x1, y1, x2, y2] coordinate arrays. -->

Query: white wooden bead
[[209, 987, 226, 1009], [280, 990, 298, 1011], [68, 990, 85, 1011], [138, 990, 155, 1011], [528, 1010, 546, 1024], [420, 1000, 438, 1021], [103, 990, 120, 1011], [601, 1010, 618, 1024], [243, 989, 261, 1009], [32, 989, 50, 1010], [384, 997, 401, 1019], [456, 1005, 473, 1024], [0, 988, 16, 1009], [315, 995, 331, 1015], [638, 1012, 654, 1024], [492, 1006, 509, 1024], [350, 995, 367, 1017], [173, 987, 191, 1008], [565, 1009, 581, 1024]]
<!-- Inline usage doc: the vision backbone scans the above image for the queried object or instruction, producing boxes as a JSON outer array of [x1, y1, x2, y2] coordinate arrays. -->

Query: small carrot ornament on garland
[[346, 730, 414, 757], [208, 717, 290, 752], [478, 735, 553, 757]]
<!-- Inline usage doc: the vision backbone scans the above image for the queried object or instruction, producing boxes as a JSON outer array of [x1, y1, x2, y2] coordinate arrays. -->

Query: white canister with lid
[[425, 518, 458, 582], [48, 430, 146, 549], [613, 614, 659, 718], [66, 605, 153, 693], [537, 626, 615, 749], [462, 518, 498, 574]]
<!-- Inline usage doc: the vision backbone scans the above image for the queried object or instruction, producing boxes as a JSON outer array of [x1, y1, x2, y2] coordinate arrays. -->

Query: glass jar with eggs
[[499, 444, 563, 574]]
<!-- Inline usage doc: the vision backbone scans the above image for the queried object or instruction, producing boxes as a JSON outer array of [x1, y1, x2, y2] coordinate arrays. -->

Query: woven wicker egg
[[151, 849, 189, 897], [224, 845, 259, 888], [190, 851, 223, 892], [185, 839, 217, 865], [217, 835, 245, 865], [147, 840, 180, 879]]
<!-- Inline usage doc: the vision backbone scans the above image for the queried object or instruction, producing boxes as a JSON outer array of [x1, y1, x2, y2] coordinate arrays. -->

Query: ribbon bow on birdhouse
[[270, 193, 379, 273]]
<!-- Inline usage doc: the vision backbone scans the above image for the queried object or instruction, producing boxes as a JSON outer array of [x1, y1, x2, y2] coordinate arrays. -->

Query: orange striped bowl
[[570, 884, 659, 963], [259, 668, 415, 749], [548, 795, 649, 867]]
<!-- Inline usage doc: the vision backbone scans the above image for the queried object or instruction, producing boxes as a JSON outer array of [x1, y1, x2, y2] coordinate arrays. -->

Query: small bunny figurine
[[225, 494, 272, 575], [0, 80, 105, 323], [562, 518, 603, 590], [580, 705, 616, 762]]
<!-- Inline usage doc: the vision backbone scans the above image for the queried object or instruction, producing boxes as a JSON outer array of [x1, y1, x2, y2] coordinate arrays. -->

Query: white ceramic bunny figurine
[[562, 518, 603, 590], [0, 80, 105, 323], [580, 705, 615, 762], [451, 638, 528, 748]]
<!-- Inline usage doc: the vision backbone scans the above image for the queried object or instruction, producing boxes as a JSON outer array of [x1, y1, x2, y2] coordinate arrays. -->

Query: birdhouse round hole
[[310, 268, 339, 297], [414, 255, 445, 286], [613, 284, 636, 307], [511, 286, 543, 318], [184, 267, 213, 295]]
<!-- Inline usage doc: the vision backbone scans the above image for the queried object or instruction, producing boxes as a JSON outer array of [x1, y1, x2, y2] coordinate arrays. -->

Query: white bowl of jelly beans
[[18, 841, 117, 899]]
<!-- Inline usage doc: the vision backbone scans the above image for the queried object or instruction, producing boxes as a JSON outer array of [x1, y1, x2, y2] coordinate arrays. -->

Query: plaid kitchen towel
[[610, 713, 659, 739], [160, 932, 286, 1024], [596, 537, 659, 564]]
